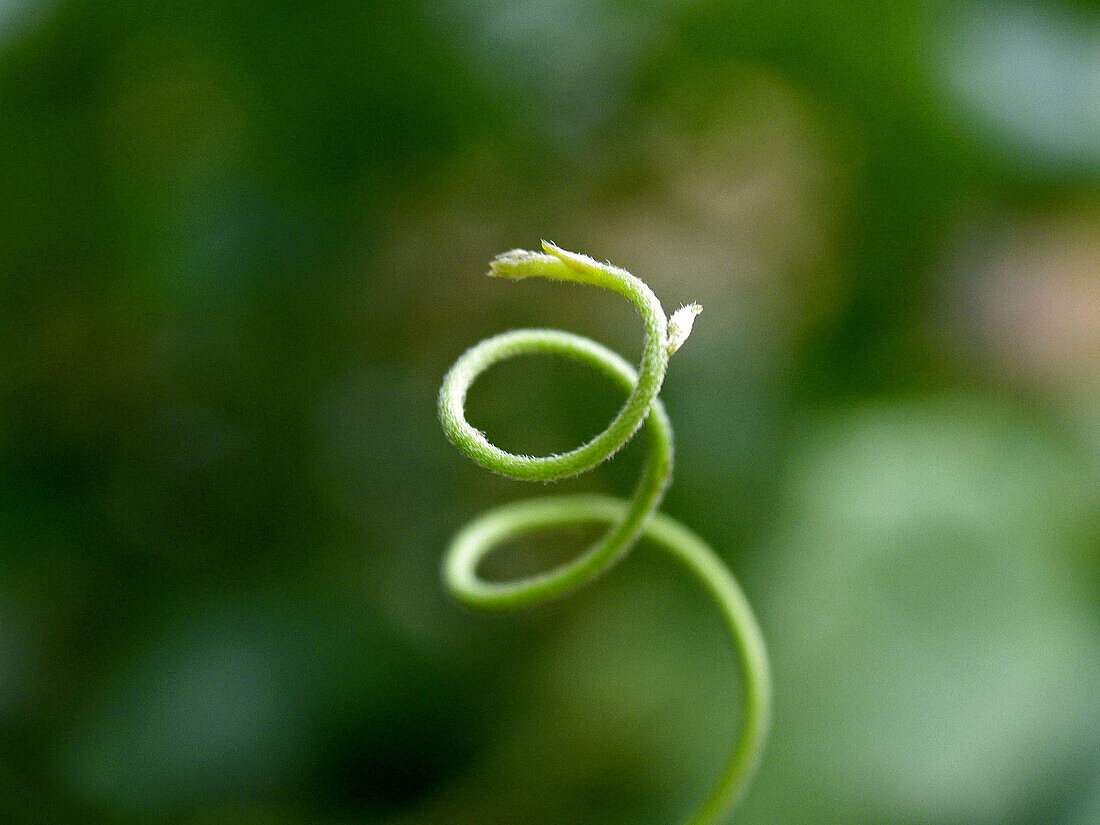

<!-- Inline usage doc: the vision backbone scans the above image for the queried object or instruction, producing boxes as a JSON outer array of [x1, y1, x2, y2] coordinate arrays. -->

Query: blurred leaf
[[753, 397, 1100, 824]]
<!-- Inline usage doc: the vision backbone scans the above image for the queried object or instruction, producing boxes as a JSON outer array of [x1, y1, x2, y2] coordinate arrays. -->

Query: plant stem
[[438, 242, 770, 824]]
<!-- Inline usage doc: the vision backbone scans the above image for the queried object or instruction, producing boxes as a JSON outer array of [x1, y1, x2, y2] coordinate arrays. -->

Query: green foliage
[[2, 2, 1098, 822]]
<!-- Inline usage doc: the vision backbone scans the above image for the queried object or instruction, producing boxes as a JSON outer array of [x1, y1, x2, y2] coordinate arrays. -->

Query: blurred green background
[[2, 0, 1099, 823]]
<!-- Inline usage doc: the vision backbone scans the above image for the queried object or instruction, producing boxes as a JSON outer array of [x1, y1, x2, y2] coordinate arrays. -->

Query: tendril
[[438, 241, 771, 824]]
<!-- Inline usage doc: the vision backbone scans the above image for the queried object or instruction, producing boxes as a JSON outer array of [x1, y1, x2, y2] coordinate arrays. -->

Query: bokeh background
[[2, 0, 1099, 823]]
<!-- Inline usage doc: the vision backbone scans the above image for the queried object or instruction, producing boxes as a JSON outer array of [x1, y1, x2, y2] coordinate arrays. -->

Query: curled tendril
[[438, 241, 771, 824]]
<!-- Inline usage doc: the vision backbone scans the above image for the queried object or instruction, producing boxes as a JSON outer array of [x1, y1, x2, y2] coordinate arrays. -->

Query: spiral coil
[[438, 242, 770, 825]]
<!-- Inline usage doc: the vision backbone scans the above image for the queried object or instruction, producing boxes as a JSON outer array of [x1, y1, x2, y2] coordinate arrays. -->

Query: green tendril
[[438, 241, 771, 824]]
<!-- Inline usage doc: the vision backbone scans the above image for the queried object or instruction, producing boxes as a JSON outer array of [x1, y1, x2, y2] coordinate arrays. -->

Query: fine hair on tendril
[[438, 241, 771, 825]]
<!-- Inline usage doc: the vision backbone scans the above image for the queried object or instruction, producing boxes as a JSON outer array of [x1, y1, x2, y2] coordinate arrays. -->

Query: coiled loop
[[438, 242, 770, 824]]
